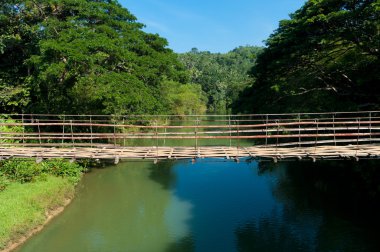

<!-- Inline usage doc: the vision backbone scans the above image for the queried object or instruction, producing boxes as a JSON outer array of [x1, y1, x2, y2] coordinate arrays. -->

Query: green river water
[[15, 157, 380, 252]]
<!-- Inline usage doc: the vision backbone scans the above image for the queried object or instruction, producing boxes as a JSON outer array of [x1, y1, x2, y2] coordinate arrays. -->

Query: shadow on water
[[266, 160, 380, 220], [165, 235, 195, 252], [235, 217, 309, 252], [233, 160, 380, 252], [148, 160, 178, 190]]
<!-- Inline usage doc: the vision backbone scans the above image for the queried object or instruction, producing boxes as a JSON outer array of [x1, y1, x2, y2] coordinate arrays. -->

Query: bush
[[2, 160, 42, 183], [41, 159, 82, 184], [0, 159, 83, 185]]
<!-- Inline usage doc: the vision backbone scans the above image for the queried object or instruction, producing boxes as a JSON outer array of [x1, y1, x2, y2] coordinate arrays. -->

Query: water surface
[[16, 159, 380, 252]]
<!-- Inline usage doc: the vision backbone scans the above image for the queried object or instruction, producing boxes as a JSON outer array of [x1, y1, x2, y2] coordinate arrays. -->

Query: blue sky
[[120, 0, 306, 53]]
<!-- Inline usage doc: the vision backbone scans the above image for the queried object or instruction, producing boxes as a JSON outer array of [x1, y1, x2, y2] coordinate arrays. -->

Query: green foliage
[[0, 116, 23, 144], [0, 1, 36, 113], [236, 0, 380, 113], [2, 160, 42, 183], [41, 159, 82, 184], [0, 159, 83, 185], [160, 80, 207, 115], [0, 0, 190, 115], [179, 46, 263, 113]]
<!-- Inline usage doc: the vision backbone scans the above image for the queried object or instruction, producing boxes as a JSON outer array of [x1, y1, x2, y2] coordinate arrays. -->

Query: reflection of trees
[[148, 160, 177, 190], [165, 235, 194, 252], [19, 162, 192, 252], [271, 160, 380, 218], [235, 218, 309, 252], [255, 160, 380, 252]]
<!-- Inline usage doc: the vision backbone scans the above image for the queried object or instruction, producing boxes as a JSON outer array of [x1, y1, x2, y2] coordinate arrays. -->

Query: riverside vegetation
[[0, 0, 379, 250], [0, 159, 83, 250]]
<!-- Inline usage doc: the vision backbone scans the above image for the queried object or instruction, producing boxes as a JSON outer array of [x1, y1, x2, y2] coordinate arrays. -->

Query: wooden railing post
[[195, 116, 198, 150], [229, 115, 232, 147], [22, 114, 25, 147], [123, 117, 126, 147], [357, 118, 360, 146], [163, 117, 167, 146], [90, 116, 93, 148], [70, 120, 74, 147], [369, 112, 372, 144], [236, 118, 240, 160], [37, 119, 42, 146], [155, 119, 158, 161], [276, 119, 279, 151], [333, 114, 336, 146], [298, 113, 301, 147], [62, 115, 65, 146], [265, 115, 269, 147], [314, 119, 319, 153], [113, 120, 116, 147]]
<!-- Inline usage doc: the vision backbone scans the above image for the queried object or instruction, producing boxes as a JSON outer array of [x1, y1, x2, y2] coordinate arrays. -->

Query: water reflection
[[255, 161, 380, 252], [149, 160, 178, 190], [16, 159, 380, 252], [235, 217, 312, 252], [16, 162, 193, 252]]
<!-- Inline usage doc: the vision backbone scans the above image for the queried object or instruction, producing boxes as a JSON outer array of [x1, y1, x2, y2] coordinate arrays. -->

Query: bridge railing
[[0, 111, 379, 148]]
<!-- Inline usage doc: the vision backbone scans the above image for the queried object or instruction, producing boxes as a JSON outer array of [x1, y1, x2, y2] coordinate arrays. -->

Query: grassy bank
[[0, 159, 83, 250]]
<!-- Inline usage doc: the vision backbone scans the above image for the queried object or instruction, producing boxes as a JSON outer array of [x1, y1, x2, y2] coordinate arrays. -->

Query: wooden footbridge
[[1, 111, 380, 163]]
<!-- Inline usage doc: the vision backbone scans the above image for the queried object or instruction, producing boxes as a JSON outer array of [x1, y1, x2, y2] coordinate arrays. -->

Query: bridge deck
[[1, 144, 379, 162]]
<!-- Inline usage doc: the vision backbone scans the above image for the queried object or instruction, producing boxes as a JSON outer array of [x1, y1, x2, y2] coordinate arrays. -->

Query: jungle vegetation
[[0, 0, 206, 115], [235, 0, 379, 113], [179, 46, 262, 113], [1, 0, 379, 115]]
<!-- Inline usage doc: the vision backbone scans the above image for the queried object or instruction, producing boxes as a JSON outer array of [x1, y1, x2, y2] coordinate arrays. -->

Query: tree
[[159, 79, 207, 116], [0, 0, 38, 113], [0, 0, 191, 115], [179, 46, 262, 113], [236, 0, 380, 113]]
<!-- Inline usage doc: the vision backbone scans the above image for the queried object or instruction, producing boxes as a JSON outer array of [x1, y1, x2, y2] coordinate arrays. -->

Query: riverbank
[[0, 176, 76, 251], [0, 159, 84, 252]]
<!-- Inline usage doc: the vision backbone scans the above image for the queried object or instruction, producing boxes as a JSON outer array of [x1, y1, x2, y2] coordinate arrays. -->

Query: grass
[[0, 175, 76, 249]]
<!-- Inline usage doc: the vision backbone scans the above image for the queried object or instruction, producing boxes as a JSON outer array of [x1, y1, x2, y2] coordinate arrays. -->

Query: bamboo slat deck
[[0, 145, 379, 162], [1, 112, 380, 162]]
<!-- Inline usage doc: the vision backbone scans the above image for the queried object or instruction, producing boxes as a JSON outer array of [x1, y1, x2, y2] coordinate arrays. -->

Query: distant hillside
[[179, 46, 263, 113]]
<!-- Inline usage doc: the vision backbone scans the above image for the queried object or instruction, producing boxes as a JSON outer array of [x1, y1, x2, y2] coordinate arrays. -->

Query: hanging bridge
[[1, 111, 380, 163]]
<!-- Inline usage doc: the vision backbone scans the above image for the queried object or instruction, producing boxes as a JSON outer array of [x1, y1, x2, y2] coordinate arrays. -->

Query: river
[[15, 157, 380, 252]]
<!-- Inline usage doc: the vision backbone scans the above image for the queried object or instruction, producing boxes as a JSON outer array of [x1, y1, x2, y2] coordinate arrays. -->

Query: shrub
[[41, 159, 82, 178], [0, 174, 10, 191], [2, 160, 42, 183], [0, 159, 83, 185]]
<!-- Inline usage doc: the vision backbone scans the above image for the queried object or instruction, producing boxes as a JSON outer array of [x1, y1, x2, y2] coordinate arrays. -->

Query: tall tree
[[236, 0, 379, 113], [0, 0, 191, 115], [0, 0, 38, 112]]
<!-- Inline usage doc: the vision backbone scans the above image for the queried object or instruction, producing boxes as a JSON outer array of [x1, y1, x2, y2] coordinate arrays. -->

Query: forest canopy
[[235, 0, 380, 113], [179, 46, 262, 113], [2, 0, 378, 115], [0, 0, 205, 115]]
